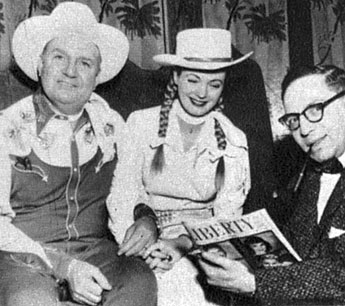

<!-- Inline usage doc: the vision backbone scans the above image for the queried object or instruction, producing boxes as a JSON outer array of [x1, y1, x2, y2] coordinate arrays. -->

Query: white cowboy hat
[[12, 2, 129, 84], [153, 28, 253, 70]]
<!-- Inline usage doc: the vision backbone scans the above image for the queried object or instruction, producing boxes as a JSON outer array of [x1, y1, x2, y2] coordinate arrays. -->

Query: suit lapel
[[319, 171, 345, 227], [287, 170, 321, 258]]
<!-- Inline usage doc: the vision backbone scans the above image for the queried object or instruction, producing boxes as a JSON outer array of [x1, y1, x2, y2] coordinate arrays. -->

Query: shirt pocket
[[11, 155, 48, 182]]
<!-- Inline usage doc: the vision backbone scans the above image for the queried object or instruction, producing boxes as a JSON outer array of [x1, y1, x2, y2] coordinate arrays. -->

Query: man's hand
[[67, 259, 112, 306], [199, 251, 256, 295], [118, 216, 158, 257]]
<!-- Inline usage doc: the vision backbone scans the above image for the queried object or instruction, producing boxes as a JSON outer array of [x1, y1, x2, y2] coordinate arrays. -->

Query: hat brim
[[12, 14, 129, 84], [153, 51, 253, 70]]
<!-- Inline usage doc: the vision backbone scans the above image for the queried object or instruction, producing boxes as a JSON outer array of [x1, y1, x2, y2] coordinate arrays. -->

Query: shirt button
[[68, 224, 73, 228], [70, 196, 74, 200], [73, 168, 77, 172]]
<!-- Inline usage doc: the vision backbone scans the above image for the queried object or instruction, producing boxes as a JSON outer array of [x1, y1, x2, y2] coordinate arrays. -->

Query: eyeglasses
[[279, 90, 345, 131]]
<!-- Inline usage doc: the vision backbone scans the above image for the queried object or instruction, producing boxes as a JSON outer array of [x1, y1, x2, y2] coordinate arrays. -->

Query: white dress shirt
[[317, 154, 345, 223]]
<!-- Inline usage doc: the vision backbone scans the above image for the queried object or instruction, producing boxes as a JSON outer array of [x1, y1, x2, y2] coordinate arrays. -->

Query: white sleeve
[[0, 134, 52, 267], [0, 217, 52, 267], [107, 111, 149, 243], [213, 146, 251, 219]]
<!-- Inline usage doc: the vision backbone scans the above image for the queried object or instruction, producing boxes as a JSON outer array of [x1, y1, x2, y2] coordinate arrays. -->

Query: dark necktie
[[289, 157, 343, 257], [295, 157, 343, 221], [309, 157, 343, 174]]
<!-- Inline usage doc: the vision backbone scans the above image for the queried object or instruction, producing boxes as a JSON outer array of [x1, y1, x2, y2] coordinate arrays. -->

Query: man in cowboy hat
[[0, 2, 157, 305]]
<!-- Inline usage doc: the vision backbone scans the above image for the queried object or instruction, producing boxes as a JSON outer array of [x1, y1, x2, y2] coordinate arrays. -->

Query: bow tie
[[309, 157, 343, 174]]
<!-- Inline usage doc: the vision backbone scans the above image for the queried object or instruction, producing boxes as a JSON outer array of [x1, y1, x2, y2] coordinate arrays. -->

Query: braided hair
[[150, 68, 228, 191], [214, 102, 227, 191], [150, 75, 177, 173]]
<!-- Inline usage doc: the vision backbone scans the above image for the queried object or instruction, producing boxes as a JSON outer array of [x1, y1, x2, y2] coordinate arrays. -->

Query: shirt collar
[[150, 100, 247, 159], [338, 152, 345, 168], [33, 88, 88, 135]]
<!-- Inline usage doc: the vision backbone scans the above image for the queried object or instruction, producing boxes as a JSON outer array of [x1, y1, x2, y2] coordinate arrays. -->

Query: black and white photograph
[[1, 1, 345, 305]]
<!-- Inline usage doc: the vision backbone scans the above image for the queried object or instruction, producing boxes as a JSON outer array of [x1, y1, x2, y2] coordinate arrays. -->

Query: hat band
[[184, 57, 233, 63]]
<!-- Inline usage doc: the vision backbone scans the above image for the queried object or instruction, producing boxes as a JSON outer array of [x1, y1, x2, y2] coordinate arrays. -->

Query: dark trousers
[[0, 238, 157, 306]]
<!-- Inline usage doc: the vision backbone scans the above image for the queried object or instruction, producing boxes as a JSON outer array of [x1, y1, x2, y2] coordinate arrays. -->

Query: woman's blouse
[[107, 101, 250, 242]]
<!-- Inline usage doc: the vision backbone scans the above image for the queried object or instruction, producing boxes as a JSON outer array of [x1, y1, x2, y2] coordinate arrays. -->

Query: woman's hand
[[143, 236, 193, 273]]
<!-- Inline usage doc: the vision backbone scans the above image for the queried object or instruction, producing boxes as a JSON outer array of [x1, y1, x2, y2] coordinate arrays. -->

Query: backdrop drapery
[[0, 0, 345, 140]]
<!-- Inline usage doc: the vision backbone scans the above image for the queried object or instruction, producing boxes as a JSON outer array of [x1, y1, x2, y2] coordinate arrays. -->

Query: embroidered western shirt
[[0, 91, 127, 268]]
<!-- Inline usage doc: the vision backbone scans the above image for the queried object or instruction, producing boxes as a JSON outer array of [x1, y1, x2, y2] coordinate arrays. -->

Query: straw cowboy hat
[[12, 2, 129, 84], [153, 28, 253, 70]]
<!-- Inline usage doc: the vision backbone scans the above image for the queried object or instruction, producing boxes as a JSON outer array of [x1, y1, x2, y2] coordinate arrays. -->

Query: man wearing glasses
[[197, 65, 345, 306]]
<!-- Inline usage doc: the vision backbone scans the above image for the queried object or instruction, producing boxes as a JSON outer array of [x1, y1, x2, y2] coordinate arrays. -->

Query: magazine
[[183, 209, 301, 270]]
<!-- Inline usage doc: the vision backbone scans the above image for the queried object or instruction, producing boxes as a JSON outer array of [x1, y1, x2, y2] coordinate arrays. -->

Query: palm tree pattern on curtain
[[115, 0, 161, 39], [1, 0, 345, 138]]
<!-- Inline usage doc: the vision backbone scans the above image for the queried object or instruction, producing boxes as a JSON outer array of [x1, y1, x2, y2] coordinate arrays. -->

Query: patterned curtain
[[203, 0, 345, 141], [0, 0, 169, 109], [1, 0, 345, 140], [311, 0, 345, 67], [203, 0, 289, 141]]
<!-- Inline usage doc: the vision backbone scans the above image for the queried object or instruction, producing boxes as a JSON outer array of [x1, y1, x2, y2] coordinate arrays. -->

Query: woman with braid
[[107, 28, 252, 306]]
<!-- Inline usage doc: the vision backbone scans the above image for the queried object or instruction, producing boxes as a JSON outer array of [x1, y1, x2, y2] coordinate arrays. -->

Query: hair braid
[[214, 106, 227, 191], [158, 77, 177, 137], [214, 100, 227, 150], [151, 76, 178, 174]]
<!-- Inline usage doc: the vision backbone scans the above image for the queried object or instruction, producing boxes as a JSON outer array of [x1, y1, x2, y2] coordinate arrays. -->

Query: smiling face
[[38, 35, 101, 115], [173, 69, 226, 117], [250, 242, 268, 256], [283, 74, 345, 162]]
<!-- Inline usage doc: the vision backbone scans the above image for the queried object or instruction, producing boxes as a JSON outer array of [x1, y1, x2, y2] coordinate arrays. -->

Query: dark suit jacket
[[255, 171, 345, 305]]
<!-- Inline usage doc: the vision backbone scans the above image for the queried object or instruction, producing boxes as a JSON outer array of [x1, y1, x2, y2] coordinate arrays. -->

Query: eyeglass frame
[[279, 89, 345, 131]]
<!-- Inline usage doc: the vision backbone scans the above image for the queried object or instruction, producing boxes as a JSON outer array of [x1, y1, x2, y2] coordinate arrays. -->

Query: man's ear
[[94, 74, 101, 89], [37, 56, 43, 78]]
